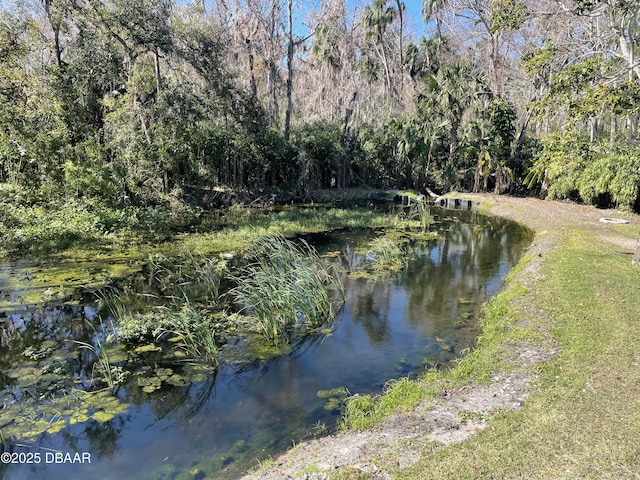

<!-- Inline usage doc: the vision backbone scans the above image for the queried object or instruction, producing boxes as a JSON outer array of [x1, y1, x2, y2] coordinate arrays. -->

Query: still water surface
[[1, 208, 532, 480]]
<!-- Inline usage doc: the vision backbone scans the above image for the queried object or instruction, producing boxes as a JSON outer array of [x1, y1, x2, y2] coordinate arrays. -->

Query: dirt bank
[[240, 194, 639, 480]]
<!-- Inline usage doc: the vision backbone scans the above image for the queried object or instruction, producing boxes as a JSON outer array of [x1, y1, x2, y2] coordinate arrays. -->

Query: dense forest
[[0, 0, 639, 211]]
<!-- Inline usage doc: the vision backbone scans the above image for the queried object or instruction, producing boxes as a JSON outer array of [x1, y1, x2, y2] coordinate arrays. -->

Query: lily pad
[[166, 374, 190, 387], [104, 345, 129, 363], [5, 365, 38, 379], [138, 376, 162, 388], [18, 374, 39, 387], [92, 411, 115, 422], [46, 419, 67, 434], [135, 344, 162, 353], [69, 414, 90, 425], [41, 340, 58, 350], [156, 368, 173, 380]]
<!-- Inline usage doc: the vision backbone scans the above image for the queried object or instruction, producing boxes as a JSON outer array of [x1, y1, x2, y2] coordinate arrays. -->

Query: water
[[0, 207, 532, 480]]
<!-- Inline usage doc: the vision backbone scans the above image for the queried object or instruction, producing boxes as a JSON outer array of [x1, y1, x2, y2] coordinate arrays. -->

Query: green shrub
[[291, 121, 345, 190]]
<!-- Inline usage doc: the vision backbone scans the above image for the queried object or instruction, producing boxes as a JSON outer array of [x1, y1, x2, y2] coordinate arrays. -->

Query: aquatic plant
[[159, 305, 219, 366], [1, 389, 129, 442], [74, 321, 124, 391], [411, 201, 432, 232], [365, 236, 406, 272], [146, 252, 222, 307], [231, 236, 344, 342]]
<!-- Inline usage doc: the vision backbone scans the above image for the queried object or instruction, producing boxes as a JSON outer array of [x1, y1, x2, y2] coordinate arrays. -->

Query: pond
[[0, 206, 532, 480]]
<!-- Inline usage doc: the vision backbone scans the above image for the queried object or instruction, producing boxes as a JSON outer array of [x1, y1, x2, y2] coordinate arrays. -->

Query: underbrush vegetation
[[0, 185, 204, 257], [0, 183, 399, 259]]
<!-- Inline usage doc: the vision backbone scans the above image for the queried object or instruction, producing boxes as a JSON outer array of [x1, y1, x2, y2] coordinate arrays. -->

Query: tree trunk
[[154, 48, 161, 96], [267, 60, 278, 127], [284, 0, 294, 141], [246, 39, 258, 99], [43, 0, 64, 69], [342, 91, 358, 188], [633, 233, 640, 266], [396, 0, 404, 91]]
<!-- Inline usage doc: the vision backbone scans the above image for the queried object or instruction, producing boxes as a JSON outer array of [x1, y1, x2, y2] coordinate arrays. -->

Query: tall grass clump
[[341, 377, 433, 430], [366, 236, 406, 272], [160, 305, 219, 366], [411, 201, 432, 232], [74, 321, 126, 392], [146, 252, 222, 306], [232, 236, 344, 342]]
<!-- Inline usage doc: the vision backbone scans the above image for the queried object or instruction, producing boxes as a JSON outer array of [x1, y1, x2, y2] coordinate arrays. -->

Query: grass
[[365, 236, 406, 272], [231, 236, 344, 342], [160, 305, 219, 366], [342, 377, 435, 430], [146, 251, 223, 306], [173, 206, 398, 257]]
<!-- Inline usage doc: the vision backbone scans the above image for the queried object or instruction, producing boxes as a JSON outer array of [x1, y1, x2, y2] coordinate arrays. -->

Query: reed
[[147, 252, 221, 307], [366, 236, 406, 271], [74, 322, 118, 391], [411, 201, 431, 232], [231, 236, 344, 342], [159, 305, 219, 366]]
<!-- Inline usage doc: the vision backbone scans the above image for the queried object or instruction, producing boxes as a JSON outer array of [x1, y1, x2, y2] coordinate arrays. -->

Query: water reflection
[[0, 207, 532, 480]]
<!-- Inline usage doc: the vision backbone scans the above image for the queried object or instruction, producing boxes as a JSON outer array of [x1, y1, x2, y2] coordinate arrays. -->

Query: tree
[[362, 0, 397, 96], [0, 10, 69, 188], [422, 0, 447, 38], [418, 59, 490, 189], [423, 0, 528, 94]]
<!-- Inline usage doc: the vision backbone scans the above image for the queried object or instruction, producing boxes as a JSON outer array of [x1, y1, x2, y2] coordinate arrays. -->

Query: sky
[[200, 0, 432, 40]]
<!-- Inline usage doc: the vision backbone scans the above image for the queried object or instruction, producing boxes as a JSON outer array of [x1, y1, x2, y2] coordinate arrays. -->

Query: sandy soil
[[240, 194, 639, 480]]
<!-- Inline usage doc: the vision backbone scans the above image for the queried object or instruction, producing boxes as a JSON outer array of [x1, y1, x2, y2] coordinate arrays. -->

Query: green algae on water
[[0, 389, 129, 441]]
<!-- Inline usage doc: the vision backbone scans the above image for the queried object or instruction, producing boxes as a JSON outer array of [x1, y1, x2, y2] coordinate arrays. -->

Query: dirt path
[[240, 195, 639, 480]]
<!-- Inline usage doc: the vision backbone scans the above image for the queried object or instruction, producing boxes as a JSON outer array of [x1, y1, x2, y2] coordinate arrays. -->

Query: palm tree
[[362, 0, 397, 95], [418, 59, 490, 189], [422, 0, 447, 38]]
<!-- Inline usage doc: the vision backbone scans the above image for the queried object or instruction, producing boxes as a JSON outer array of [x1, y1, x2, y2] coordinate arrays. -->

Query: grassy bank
[[394, 227, 640, 478], [335, 196, 640, 479]]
